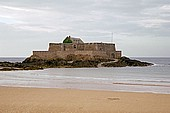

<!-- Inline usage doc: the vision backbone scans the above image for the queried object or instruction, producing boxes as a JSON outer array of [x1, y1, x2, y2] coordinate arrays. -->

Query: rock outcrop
[[102, 57, 153, 67], [0, 56, 153, 71]]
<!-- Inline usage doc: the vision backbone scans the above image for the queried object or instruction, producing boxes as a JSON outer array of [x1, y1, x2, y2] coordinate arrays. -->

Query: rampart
[[32, 39, 122, 60]]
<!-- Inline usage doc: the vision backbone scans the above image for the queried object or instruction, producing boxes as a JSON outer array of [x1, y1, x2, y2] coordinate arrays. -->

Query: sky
[[0, 0, 170, 57]]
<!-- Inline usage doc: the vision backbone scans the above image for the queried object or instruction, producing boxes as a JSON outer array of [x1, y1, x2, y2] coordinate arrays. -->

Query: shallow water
[[0, 57, 170, 94]]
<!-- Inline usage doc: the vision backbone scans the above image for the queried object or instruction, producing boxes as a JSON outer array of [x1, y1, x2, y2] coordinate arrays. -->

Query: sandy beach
[[0, 87, 170, 113]]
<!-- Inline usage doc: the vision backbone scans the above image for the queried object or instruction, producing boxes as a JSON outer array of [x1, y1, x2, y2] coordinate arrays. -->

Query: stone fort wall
[[32, 43, 121, 60], [48, 43, 116, 52], [33, 51, 109, 60]]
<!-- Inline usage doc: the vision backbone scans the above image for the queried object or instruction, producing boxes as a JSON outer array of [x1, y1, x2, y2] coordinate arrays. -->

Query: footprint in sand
[[107, 97, 120, 101]]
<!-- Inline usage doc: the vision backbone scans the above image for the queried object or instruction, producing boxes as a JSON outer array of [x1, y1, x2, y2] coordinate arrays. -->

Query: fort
[[31, 36, 122, 60], [0, 36, 153, 70]]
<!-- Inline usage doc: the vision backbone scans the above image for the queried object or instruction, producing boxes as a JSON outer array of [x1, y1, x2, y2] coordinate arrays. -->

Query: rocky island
[[0, 56, 153, 71], [0, 36, 153, 71]]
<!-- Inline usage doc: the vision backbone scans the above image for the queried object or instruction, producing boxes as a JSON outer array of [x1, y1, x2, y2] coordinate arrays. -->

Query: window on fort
[[74, 45, 76, 48], [111, 53, 115, 58]]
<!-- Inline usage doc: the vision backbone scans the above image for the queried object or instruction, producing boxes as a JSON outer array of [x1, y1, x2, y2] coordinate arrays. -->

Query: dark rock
[[0, 56, 153, 71], [102, 56, 153, 67], [71, 60, 99, 68]]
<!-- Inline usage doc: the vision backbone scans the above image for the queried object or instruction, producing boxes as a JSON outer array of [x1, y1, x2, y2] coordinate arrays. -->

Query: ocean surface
[[0, 57, 170, 94]]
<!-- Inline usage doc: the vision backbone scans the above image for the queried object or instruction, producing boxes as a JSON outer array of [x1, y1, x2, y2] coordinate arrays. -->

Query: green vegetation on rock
[[63, 37, 72, 43]]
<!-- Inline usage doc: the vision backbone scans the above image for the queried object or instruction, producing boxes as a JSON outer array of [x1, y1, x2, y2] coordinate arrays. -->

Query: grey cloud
[[0, 0, 170, 56]]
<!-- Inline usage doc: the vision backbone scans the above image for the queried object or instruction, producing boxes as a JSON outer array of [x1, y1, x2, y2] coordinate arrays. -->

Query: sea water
[[0, 57, 25, 63], [0, 57, 170, 94]]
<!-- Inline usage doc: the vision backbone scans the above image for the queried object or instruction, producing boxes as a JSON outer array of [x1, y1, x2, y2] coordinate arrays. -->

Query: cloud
[[136, 19, 170, 28], [0, 5, 33, 12], [135, 4, 170, 29], [0, 4, 65, 32], [0, 0, 170, 56], [1, 0, 170, 35], [160, 5, 170, 12]]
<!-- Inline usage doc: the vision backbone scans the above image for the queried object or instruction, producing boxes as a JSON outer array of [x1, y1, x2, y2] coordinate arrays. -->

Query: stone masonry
[[32, 36, 122, 60]]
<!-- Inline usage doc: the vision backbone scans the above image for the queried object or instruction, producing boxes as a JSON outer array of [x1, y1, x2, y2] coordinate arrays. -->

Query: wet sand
[[0, 86, 170, 113]]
